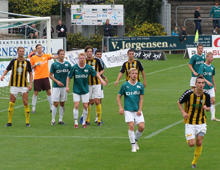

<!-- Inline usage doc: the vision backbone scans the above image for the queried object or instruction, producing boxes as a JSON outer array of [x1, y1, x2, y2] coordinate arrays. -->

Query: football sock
[[95, 113, 98, 122], [96, 104, 102, 123], [211, 105, 215, 119], [135, 130, 143, 141], [59, 106, 64, 122], [192, 145, 202, 165], [74, 108, 78, 125], [24, 105, 30, 124], [47, 95, 53, 110], [32, 95, 37, 109], [8, 102, 15, 123], [52, 105, 57, 122], [86, 105, 91, 122], [83, 108, 88, 125], [128, 130, 135, 147]]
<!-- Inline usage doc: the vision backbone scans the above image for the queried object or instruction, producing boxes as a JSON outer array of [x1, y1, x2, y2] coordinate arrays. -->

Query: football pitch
[[0, 54, 220, 170]]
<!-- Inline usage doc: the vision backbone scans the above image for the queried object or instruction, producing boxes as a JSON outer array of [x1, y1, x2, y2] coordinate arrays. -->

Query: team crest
[[201, 99, 205, 104], [84, 69, 88, 72], [137, 85, 141, 88], [23, 64, 26, 67], [65, 64, 68, 66]]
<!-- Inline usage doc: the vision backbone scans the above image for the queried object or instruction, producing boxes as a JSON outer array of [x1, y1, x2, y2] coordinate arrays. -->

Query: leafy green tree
[[9, 0, 59, 16]]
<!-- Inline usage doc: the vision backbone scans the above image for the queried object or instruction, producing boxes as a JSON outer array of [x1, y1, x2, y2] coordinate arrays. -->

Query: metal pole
[[60, 2, 62, 20]]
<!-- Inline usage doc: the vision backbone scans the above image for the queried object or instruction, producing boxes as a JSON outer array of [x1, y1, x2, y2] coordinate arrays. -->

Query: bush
[[67, 32, 102, 49], [125, 21, 167, 37]]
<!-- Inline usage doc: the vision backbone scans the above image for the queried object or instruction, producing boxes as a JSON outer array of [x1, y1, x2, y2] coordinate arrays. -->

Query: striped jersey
[[179, 89, 211, 125], [120, 60, 144, 81], [6, 58, 32, 87], [86, 57, 103, 85]]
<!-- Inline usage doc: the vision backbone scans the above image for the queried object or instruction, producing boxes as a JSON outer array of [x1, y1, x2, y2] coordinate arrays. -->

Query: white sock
[[74, 108, 79, 125], [32, 95, 37, 109], [135, 130, 143, 141], [83, 108, 88, 125], [52, 105, 57, 122], [95, 113, 98, 122], [59, 106, 64, 122], [211, 105, 215, 119], [47, 95, 53, 110], [128, 130, 135, 146]]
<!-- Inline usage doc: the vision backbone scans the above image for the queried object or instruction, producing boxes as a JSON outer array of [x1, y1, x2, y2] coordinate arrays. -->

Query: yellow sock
[[8, 102, 15, 123], [96, 104, 102, 123], [24, 105, 30, 124], [86, 105, 91, 122], [192, 145, 202, 165]]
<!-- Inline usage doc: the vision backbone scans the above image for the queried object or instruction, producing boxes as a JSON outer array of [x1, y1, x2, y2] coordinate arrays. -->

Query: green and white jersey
[[68, 63, 97, 95], [189, 54, 205, 77], [50, 61, 71, 88], [198, 63, 215, 89], [118, 81, 144, 112]]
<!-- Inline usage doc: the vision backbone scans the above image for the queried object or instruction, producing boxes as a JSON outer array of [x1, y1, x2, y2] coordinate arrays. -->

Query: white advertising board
[[71, 5, 124, 25], [186, 47, 220, 59], [0, 39, 64, 59]]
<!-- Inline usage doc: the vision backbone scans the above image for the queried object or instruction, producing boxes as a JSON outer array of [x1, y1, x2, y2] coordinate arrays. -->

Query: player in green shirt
[[117, 68, 145, 152], [189, 44, 205, 88], [66, 53, 106, 128], [198, 52, 219, 121], [210, 1, 220, 34], [49, 49, 71, 125]]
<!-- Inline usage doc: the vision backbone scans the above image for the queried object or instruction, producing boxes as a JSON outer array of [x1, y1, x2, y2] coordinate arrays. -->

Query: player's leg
[[208, 88, 219, 121], [134, 111, 145, 150], [58, 87, 67, 125], [124, 111, 136, 152], [82, 93, 89, 128], [22, 91, 30, 127], [73, 93, 80, 128], [86, 85, 93, 124], [32, 79, 41, 113], [94, 85, 102, 126], [185, 124, 196, 147], [191, 124, 206, 168], [42, 78, 53, 112], [5, 87, 17, 127], [51, 88, 59, 125], [46, 89, 52, 112]]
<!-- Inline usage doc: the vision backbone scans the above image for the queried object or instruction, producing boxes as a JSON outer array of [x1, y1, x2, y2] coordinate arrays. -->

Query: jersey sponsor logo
[[186, 134, 192, 137], [56, 69, 69, 73], [126, 91, 140, 95], [17, 67, 23, 75], [192, 104, 202, 107], [75, 74, 88, 78], [203, 72, 212, 76], [196, 61, 204, 64]]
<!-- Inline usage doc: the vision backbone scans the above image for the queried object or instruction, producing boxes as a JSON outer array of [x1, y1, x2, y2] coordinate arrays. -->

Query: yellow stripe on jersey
[[22, 61, 27, 87], [12, 60, 17, 86], [17, 61, 22, 87], [86, 59, 101, 85]]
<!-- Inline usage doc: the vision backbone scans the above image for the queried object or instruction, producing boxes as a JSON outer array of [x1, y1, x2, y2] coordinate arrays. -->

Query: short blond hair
[[206, 52, 213, 58], [129, 68, 137, 74], [78, 53, 86, 58]]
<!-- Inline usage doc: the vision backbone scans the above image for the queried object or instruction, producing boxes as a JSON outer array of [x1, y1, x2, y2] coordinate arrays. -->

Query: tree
[[9, 0, 59, 16]]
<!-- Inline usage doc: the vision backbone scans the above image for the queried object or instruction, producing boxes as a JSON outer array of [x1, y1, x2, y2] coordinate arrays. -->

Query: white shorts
[[89, 84, 101, 99], [185, 123, 207, 140], [101, 89, 104, 99], [52, 87, 67, 102], [73, 93, 89, 103], [190, 77, 197, 87], [10, 86, 28, 98], [124, 110, 145, 125], [204, 88, 215, 97]]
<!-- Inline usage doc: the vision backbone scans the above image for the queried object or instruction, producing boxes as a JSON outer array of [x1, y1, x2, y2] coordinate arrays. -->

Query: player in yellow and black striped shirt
[[0, 47, 33, 127], [85, 46, 105, 126], [115, 49, 146, 87], [177, 75, 211, 168]]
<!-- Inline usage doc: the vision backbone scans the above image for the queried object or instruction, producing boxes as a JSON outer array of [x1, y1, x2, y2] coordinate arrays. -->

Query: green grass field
[[1, 54, 220, 170]]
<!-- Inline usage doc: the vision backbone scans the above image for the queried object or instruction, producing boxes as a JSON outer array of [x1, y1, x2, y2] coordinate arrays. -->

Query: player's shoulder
[[25, 59, 31, 64], [121, 81, 129, 87], [183, 89, 193, 95], [203, 90, 210, 95]]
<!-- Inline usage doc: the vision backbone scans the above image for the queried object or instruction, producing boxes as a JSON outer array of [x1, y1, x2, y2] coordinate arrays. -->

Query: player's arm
[[141, 70, 147, 88], [137, 95, 144, 116], [212, 75, 216, 92], [98, 69, 104, 76], [49, 72, 64, 87], [66, 76, 71, 93], [203, 94, 211, 112], [188, 64, 198, 76], [115, 72, 124, 87], [0, 70, 9, 81], [50, 55, 59, 59], [117, 94, 124, 115], [102, 74, 108, 85], [199, 74, 212, 86], [177, 100, 189, 119], [95, 73, 106, 86], [28, 72, 33, 91]]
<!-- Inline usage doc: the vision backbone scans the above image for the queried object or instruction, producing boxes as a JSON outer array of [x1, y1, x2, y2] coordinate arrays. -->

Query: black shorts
[[34, 77, 51, 91]]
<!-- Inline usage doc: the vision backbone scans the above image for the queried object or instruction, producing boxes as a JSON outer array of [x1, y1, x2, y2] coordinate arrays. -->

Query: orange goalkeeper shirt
[[30, 54, 52, 80]]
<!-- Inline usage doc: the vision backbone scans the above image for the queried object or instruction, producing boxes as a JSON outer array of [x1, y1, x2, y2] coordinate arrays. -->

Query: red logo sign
[[214, 37, 220, 47]]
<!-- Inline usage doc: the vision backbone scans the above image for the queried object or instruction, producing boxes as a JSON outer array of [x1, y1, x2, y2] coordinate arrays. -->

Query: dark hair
[[57, 49, 65, 55], [35, 44, 42, 49], [127, 49, 134, 54], [196, 75, 204, 83], [95, 49, 102, 54], [17, 47, 24, 51], [85, 45, 93, 52]]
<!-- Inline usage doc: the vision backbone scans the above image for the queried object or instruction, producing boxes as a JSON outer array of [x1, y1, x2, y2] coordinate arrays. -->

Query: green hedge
[[67, 32, 102, 49]]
